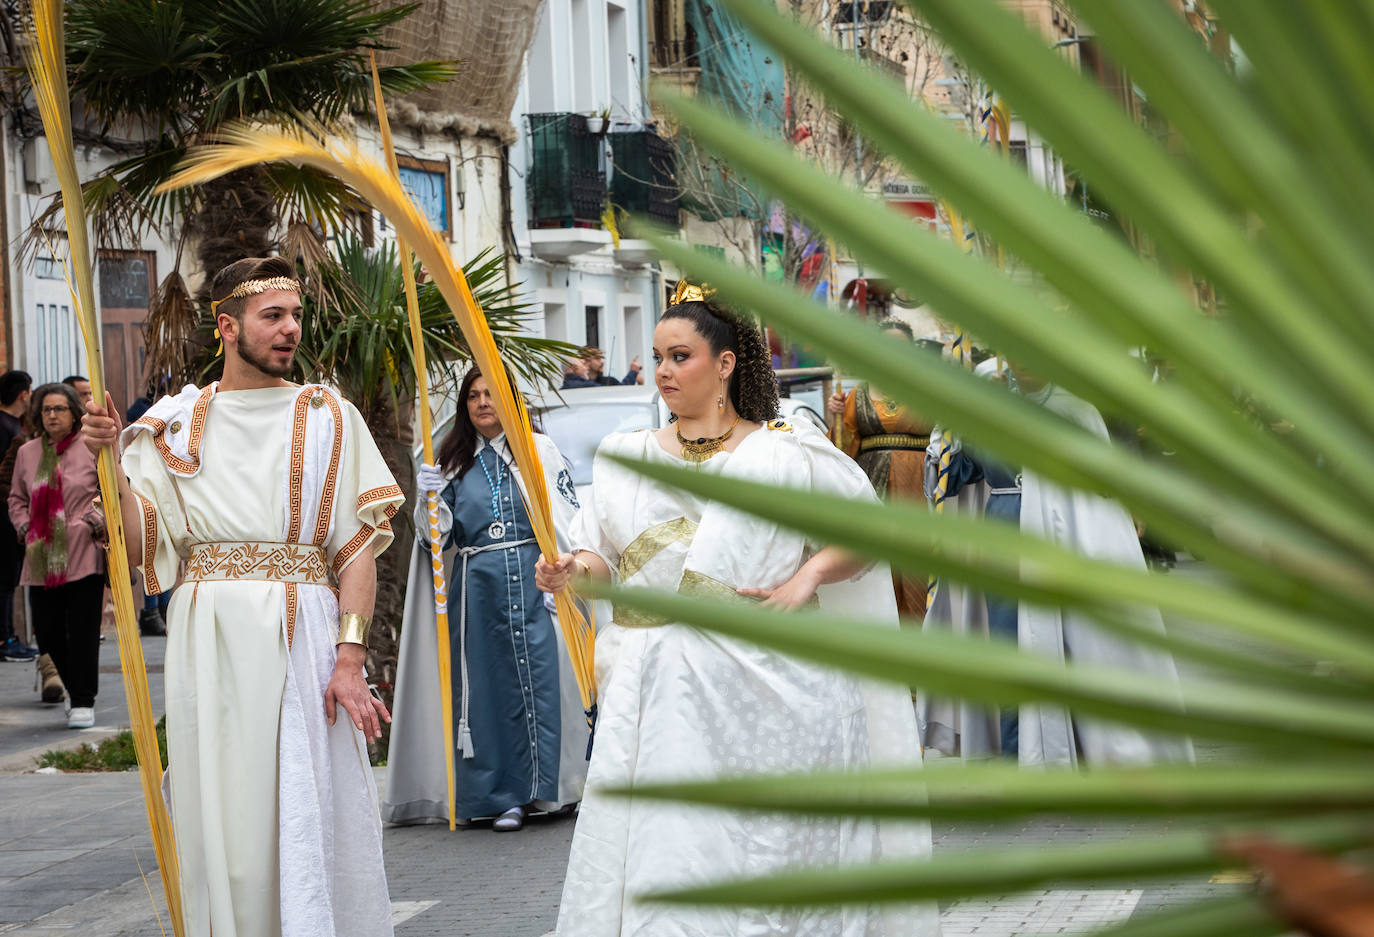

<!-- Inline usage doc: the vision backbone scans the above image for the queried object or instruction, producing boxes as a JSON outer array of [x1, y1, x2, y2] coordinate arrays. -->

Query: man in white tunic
[[83, 257, 405, 937]]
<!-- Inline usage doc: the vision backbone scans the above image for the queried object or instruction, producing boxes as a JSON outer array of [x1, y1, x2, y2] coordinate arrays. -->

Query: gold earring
[[718, 378, 725, 413]]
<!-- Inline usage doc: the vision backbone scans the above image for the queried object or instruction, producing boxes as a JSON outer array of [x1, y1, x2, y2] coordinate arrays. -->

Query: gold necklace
[[675, 416, 741, 463]]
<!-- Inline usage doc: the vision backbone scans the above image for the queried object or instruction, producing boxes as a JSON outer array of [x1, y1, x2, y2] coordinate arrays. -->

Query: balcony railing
[[526, 113, 607, 228], [650, 37, 700, 69], [831, 0, 893, 25], [609, 130, 680, 228]]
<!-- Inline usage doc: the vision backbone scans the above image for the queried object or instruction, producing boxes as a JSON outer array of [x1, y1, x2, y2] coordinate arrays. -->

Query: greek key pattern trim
[[358, 484, 404, 513], [135, 385, 214, 475], [312, 391, 344, 547], [137, 493, 160, 594], [332, 524, 374, 575], [287, 390, 312, 544], [285, 583, 299, 649]]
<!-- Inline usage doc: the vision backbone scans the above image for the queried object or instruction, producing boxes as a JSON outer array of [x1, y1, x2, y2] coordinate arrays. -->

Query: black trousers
[[30, 574, 104, 708], [0, 529, 21, 642]]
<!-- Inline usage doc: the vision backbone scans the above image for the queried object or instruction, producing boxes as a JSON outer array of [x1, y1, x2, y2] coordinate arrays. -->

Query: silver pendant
[[488, 521, 507, 539]]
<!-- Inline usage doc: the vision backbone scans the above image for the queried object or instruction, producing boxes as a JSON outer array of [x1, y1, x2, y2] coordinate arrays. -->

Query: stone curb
[[0, 726, 123, 775]]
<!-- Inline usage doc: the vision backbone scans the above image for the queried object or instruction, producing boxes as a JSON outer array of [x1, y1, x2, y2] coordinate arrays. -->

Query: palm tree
[[23, 0, 453, 391], [580, 1, 1374, 934], [50, 0, 450, 274]]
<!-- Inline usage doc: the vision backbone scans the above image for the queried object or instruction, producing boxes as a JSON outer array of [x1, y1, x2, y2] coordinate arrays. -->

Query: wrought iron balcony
[[526, 113, 607, 229], [609, 130, 680, 228]]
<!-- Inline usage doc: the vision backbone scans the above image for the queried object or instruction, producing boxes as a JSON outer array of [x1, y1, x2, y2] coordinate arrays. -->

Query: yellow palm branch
[[25, 1, 183, 933], [368, 54, 458, 831], [156, 120, 599, 729]]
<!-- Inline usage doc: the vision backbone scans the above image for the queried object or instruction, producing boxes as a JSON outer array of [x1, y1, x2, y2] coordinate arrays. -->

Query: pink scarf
[[26, 430, 77, 587]]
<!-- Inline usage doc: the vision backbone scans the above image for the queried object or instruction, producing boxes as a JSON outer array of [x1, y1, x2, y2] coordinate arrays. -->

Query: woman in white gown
[[537, 285, 941, 937]]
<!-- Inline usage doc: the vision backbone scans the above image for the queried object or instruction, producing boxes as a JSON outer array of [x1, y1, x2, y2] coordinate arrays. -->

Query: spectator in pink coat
[[8, 382, 106, 729]]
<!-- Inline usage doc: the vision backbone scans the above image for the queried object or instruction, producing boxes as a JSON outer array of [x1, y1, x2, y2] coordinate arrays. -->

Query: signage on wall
[[883, 179, 937, 230], [882, 179, 933, 198]]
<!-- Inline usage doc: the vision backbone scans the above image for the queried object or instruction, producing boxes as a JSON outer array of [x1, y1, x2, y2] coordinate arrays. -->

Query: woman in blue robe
[[383, 368, 588, 831]]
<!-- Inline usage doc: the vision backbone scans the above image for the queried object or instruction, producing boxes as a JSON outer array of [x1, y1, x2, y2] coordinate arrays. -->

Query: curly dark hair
[[27, 382, 83, 439], [661, 301, 779, 423]]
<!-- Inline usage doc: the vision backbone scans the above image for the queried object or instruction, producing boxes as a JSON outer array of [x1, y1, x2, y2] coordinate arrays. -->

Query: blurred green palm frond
[[301, 238, 578, 424], [595, 0, 1374, 933]]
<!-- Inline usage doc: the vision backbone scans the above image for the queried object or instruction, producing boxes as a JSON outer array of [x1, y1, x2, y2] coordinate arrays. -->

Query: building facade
[[509, 0, 666, 381]]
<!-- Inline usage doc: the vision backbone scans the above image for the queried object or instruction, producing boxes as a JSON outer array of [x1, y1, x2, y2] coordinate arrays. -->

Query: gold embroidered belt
[[185, 541, 331, 585], [859, 433, 930, 453]]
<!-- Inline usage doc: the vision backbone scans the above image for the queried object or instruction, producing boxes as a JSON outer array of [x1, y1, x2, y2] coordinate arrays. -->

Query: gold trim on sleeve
[[138, 385, 215, 475], [332, 523, 375, 574], [358, 484, 404, 511], [137, 493, 160, 594]]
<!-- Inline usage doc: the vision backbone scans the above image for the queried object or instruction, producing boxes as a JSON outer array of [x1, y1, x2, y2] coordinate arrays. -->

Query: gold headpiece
[[209, 276, 301, 316], [668, 279, 715, 306]]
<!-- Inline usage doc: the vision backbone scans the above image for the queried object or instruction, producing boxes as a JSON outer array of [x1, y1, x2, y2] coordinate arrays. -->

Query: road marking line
[[1209, 869, 1259, 884], [391, 900, 439, 925]]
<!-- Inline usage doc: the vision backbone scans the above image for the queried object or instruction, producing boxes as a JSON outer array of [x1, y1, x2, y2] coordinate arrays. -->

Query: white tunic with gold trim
[[121, 383, 404, 937]]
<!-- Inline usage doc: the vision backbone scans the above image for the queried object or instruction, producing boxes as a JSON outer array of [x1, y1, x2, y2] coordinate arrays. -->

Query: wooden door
[[97, 251, 154, 415]]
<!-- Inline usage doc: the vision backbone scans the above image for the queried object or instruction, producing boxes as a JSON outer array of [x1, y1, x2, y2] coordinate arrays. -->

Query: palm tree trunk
[[190, 168, 278, 285], [363, 393, 416, 763]]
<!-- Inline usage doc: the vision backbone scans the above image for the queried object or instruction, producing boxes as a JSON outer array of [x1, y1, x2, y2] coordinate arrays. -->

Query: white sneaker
[[67, 707, 95, 729]]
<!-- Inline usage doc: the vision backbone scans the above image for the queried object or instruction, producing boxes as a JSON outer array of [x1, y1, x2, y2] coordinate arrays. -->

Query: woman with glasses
[[7, 383, 105, 728]]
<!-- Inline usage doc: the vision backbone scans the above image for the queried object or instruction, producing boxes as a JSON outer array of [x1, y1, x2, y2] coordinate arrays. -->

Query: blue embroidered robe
[[442, 450, 562, 818]]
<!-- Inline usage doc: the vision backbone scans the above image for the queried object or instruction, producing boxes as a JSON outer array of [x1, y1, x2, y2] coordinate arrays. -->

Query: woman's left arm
[[737, 545, 865, 611], [6, 448, 29, 538]]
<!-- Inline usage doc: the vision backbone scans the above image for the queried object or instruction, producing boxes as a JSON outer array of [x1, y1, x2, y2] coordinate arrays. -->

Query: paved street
[[0, 621, 164, 775], [0, 561, 1265, 935]]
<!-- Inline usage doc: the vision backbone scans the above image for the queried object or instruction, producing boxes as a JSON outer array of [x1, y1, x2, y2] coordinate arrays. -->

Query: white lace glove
[[416, 462, 446, 497], [414, 463, 454, 542]]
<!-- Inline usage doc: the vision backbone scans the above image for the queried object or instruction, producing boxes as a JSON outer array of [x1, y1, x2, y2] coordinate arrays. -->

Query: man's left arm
[[326, 546, 389, 739]]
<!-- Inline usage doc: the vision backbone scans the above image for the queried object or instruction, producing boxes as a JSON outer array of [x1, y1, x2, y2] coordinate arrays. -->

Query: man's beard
[[238, 336, 295, 379]]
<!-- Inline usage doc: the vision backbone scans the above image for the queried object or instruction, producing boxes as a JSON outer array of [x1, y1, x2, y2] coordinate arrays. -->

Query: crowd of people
[[560, 345, 645, 388], [0, 370, 148, 729], [2, 249, 1189, 937], [393, 281, 1187, 936]]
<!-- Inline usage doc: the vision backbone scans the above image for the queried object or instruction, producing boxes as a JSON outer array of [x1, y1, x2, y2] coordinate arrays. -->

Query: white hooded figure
[[921, 380, 1194, 767]]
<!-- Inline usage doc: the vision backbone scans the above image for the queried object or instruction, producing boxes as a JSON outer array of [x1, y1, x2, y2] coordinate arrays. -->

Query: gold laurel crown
[[209, 276, 301, 315], [669, 279, 715, 306]]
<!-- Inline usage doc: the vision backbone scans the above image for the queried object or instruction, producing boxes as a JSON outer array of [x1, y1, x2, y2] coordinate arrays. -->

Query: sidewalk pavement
[[0, 622, 164, 774]]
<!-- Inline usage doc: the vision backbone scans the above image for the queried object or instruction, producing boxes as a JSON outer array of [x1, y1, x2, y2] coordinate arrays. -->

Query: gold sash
[[185, 541, 331, 585], [858, 433, 930, 453]]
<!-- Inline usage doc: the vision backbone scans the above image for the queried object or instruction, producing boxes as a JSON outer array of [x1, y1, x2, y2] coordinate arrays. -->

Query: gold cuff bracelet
[[336, 613, 372, 648]]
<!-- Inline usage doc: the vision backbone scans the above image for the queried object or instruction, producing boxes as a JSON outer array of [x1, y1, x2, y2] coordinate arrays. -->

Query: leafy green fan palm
[[30, 0, 453, 274], [591, 1, 1374, 932]]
